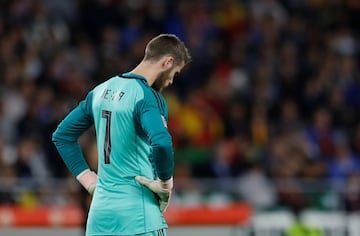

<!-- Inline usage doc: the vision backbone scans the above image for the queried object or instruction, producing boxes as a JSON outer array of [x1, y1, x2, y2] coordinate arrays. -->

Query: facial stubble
[[152, 69, 172, 92]]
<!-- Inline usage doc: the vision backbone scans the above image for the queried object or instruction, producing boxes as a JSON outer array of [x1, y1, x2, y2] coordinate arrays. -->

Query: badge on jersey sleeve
[[161, 115, 168, 128]]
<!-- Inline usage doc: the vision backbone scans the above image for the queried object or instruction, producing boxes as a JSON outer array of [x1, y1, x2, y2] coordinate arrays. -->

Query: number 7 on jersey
[[102, 110, 112, 164]]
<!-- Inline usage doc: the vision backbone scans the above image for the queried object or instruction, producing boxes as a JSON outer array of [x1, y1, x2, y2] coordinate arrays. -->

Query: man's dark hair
[[144, 34, 191, 66]]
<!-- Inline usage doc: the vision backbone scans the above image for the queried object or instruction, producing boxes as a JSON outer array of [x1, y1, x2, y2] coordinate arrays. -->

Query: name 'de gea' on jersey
[[101, 88, 125, 101]]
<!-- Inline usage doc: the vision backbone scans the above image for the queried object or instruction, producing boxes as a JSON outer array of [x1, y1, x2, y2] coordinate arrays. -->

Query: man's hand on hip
[[135, 176, 173, 213], [77, 169, 98, 196]]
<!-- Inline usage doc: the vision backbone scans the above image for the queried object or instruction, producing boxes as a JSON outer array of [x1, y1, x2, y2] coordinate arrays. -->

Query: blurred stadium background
[[1, 0, 360, 235]]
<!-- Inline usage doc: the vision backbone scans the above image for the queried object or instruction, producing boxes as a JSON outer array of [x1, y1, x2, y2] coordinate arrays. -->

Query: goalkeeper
[[52, 34, 191, 236]]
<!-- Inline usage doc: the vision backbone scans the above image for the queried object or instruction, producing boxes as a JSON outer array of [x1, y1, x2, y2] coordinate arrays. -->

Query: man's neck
[[130, 61, 158, 86]]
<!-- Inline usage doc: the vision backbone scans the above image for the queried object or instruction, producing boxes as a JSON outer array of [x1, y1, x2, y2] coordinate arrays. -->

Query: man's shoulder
[[92, 75, 145, 97]]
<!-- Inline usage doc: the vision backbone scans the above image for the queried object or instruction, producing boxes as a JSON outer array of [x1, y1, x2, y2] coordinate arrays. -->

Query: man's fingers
[[88, 183, 96, 196], [160, 201, 168, 213], [160, 192, 171, 212], [135, 176, 152, 187], [135, 176, 172, 213]]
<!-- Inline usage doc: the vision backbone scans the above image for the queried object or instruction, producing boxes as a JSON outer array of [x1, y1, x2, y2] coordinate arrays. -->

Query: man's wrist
[[76, 169, 98, 194], [158, 176, 173, 190]]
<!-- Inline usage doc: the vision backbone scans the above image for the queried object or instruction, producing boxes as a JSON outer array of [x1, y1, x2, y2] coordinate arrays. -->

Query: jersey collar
[[121, 72, 148, 83]]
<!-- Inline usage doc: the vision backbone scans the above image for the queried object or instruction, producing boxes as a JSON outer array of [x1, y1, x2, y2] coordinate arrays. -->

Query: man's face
[[152, 64, 183, 92]]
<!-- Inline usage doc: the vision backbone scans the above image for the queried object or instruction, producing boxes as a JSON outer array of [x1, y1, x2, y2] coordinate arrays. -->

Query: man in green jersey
[[52, 34, 191, 236]]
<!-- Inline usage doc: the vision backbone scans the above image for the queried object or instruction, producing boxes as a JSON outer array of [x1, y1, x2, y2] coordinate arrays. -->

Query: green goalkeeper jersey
[[52, 73, 174, 235]]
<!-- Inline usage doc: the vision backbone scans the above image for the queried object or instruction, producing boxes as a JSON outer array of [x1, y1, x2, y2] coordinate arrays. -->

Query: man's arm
[[134, 98, 174, 212], [135, 99, 174, 180], [52, 92, 97, 194]]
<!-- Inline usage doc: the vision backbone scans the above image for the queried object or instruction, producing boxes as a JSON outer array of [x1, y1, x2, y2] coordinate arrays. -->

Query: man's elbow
[[52, 129, 62, 146], [52, 128, 71, 145], [155, 141, 172, 152], [152, 132, 173, 153]]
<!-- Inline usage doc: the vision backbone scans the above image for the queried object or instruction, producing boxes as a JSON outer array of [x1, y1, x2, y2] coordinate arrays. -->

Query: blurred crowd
[[1, 0, 360, 214]]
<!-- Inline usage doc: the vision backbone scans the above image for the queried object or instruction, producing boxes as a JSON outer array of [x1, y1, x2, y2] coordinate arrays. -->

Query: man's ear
[[161, 56, 174, 70]]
